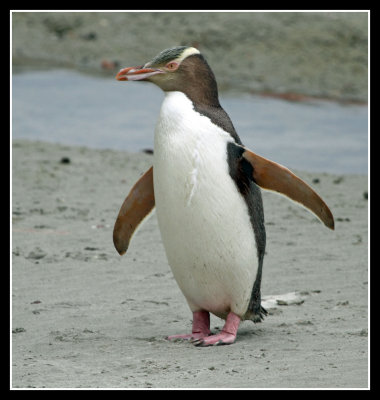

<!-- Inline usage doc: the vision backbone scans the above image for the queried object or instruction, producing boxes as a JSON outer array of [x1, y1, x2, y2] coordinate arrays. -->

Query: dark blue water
[[12, 69, 368, 174]]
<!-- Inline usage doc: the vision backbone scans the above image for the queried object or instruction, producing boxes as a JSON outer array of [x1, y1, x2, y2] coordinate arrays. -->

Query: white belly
[[153, 92, 258, 319]]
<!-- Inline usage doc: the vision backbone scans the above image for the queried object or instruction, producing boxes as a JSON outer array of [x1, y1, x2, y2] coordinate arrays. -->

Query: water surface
[[12, 69, 368, 174]]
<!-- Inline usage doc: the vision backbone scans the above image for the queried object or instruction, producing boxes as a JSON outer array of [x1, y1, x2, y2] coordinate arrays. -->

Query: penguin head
[[116, 46, 219, 106]]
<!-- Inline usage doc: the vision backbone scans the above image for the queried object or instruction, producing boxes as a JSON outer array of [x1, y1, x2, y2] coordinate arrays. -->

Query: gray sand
[[11, 11, 369, 389], [12, 140, 368, 388]]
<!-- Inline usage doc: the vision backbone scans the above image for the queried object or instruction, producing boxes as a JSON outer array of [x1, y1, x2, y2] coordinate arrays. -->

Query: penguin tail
[[244, 300, 268, 323], [251, 305, 268, 323]]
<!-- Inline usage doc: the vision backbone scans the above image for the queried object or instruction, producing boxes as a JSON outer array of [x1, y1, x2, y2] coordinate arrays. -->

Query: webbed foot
[[166, 310, 210, 342], [191, 312, 240, 347]]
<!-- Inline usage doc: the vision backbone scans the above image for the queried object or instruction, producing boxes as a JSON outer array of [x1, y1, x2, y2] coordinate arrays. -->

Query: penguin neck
[[180, 80, 220, 108], [171, 54, 221, 108]]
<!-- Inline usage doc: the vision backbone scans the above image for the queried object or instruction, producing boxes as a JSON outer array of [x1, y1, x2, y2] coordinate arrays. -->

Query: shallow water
[[12, 68, 368, 174]]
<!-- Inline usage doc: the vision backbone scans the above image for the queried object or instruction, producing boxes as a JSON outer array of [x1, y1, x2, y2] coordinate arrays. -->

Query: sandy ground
[[12, 11, 368, 102], [11, 139, 368, 388]]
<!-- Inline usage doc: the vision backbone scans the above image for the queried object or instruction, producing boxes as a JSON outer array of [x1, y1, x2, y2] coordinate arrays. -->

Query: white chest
[[154, 92, 233, 206], [153, 92, 257, 318]]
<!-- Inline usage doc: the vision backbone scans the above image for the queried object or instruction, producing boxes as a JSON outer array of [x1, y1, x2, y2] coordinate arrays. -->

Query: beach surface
[[12, 139, 368, 388], [11, 11, 368, 389]]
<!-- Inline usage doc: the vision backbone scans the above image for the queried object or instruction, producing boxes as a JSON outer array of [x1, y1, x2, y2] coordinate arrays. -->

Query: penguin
[[113, 46, 334, 346]]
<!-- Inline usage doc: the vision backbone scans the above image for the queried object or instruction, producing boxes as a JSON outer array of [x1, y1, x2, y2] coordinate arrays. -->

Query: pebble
[[26, 247, 47, 260], [60, 157, 71, 164]]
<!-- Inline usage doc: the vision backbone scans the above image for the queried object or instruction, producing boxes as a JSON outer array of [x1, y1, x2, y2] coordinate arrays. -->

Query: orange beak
[[115, 66, 163, 81]]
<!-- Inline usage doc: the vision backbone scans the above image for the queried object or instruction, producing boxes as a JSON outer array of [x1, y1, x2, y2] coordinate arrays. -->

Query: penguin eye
[[165, 62, 179, 71]]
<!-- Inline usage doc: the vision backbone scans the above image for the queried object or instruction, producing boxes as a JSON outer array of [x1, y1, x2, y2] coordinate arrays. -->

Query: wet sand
[[12, 139, 368, 388]]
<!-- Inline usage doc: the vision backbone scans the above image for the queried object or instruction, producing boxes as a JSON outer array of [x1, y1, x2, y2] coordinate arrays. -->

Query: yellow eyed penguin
[[113, 46, 334, 346]]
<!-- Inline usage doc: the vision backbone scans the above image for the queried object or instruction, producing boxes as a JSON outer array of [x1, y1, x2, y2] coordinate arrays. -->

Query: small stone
[[12, 327, 26, 333], [60, 157, 71, 164], [333, 176, 344, 184], [26, 247, 46, 260]]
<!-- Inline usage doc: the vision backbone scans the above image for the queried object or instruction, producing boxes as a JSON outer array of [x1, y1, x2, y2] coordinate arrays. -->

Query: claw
[[191, 332, 236, 346]]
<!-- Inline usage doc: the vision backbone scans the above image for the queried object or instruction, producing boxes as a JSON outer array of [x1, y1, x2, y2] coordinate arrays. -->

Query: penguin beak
[[116, 66, 163, 81]]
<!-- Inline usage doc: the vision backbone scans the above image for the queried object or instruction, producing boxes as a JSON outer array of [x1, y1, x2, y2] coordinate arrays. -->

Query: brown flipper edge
[[242, 147, 334, 230], [113, 166, 155, 255]]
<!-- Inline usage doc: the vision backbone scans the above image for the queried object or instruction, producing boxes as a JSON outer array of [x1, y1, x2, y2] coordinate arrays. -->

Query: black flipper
[[227, 142, 266, 322]]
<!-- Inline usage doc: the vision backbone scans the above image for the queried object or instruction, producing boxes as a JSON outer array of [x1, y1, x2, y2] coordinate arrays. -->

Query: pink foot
[[191, 312, 240, 347], [166, 310, 211, 342]]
